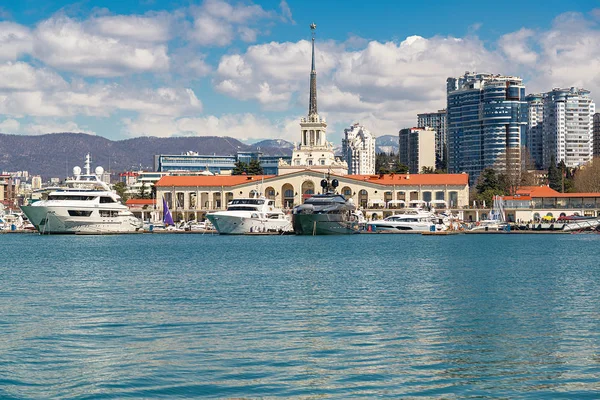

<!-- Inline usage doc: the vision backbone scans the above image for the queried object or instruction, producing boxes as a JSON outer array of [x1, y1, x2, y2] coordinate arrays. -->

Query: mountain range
[[0, 132, 398, 179]]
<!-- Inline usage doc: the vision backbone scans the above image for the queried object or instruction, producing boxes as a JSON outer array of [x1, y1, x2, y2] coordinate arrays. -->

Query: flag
[[163, 197, 174, 226]]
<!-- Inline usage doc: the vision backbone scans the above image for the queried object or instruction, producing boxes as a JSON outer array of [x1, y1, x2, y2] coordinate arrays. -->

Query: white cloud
[[33, 16, 170, 77], [0, 118, 20, 132], [279, 1, 294, 24], [0, 21, 33, 61], [188, 0, 279, 46], [21, 119, 96, 135], [123, 113, 299, 141], [0, 62, 67, 91], [214, 39, 340, 108], [499, 28, 538, 65], [89, 13, 172, 42], [0, 62, 202, 118]]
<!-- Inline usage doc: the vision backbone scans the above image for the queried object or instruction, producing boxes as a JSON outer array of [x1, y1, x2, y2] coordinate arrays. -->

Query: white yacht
[[206, 197, 292, 234], [20, 155, 143, 234], [367, 208, 449, 232]]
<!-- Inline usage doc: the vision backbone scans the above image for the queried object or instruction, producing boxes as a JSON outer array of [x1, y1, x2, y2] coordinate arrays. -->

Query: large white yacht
[[20, 155, 142, 234], [367, 209, 449, 232], [206, 197, 292, 234]]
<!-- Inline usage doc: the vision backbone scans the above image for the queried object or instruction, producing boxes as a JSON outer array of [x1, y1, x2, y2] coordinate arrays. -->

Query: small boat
[[470, 195, 508, 231], [206, 196, 292, 235], [367, 208, 449, 232]]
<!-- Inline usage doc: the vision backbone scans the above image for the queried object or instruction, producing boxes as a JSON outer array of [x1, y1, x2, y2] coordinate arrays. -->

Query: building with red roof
[[154, 170, 470, 222], [502, 186, 600, 222]]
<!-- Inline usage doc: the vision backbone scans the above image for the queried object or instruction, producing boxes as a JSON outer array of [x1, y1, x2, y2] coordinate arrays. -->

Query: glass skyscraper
[[447, 72, 527, 184]]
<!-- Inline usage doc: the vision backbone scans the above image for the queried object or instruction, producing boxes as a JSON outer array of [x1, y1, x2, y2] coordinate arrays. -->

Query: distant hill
[[252, 139, 294, 156], [0, 132, 397, 180], [0, 132, 293, 180], [376, 135, 398, 154]]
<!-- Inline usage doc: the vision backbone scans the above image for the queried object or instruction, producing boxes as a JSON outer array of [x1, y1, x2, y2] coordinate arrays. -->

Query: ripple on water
[[1, 234, 600, 398]]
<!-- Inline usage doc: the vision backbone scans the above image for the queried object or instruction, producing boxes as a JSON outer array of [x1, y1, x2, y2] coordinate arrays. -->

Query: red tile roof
[[515, 186, 600, 198], [552, 192, 600, 198], [516, 186, 560, 197], [154, 175, 276, 188], [125, 199, 156, 206], [504, 195, 532, 201], [344, 173, 469, 186]]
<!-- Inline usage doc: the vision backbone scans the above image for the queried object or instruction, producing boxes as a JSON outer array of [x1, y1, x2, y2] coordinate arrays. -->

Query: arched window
[[423, 192, 432, 202], [282, 184, 295, 208], [359, 189, 368, 208]]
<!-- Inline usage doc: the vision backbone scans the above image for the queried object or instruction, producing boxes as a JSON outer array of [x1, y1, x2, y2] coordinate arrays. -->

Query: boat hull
[[21, 205, 142, 234], [206, 213, 292, 235], [368, 222, 441, 232], [292, 213, 360, 235]]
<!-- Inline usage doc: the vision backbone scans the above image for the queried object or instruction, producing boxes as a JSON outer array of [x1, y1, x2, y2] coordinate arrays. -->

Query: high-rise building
[[593, 112, 600, 158], [342, 123, 376, 175], [447, 72, 527, 184], [525, 94, 544, 168], [278, 23, 348, 175], [417, 109, 446, 169], [31, 175, 42, 190], [542, 87, 595, 168], [398, 127, 436, 174]]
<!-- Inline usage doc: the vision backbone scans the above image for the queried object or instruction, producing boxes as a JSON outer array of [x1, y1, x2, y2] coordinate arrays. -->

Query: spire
[[308, 22, 318, 117]]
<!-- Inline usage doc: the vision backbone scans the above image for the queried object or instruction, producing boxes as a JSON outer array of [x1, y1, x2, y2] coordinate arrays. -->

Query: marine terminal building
[[154, 171, 470, 222]]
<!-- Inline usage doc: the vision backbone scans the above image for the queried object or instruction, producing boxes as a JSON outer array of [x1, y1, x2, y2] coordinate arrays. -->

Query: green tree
[[232, 161, 248, 175], [247, 159, 264, 175], [476, 168, 501, 193], [421, 166, 435, 174], [113, 181, 129, 203], [474, 168, 507, 205], [547, 155, 561, 192]]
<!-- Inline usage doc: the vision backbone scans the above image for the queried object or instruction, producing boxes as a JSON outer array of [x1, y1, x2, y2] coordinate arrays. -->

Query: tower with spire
[[279, 23, 348, 176]]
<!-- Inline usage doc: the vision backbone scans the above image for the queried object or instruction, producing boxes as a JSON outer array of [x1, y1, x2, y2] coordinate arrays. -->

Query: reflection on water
[[1, 234, 599, 398]]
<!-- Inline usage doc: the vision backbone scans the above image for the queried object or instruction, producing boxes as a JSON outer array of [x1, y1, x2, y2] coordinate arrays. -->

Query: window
[[100, 196, 116, 203], [100, 210, 119, 217], [68, 210, 93, 217]]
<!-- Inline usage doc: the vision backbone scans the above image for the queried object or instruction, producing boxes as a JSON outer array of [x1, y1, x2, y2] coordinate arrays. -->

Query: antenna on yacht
[[260, 177, 264, 197], [85, 153, 91, 176]]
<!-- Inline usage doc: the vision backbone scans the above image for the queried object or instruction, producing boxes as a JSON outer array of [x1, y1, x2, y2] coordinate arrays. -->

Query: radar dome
[[73, 166, 82, 176], [95, 166, 104, 176]]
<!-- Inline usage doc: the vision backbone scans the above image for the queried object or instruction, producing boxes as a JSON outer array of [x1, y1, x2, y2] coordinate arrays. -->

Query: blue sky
[[1, 0, 599, 143]]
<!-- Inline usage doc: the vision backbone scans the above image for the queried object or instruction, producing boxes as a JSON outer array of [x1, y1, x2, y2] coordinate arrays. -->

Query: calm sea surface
[[1, 233, 600, 399]]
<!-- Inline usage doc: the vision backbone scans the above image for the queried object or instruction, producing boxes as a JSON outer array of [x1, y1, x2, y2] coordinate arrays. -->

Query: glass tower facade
[[447, 72, 526, 184]]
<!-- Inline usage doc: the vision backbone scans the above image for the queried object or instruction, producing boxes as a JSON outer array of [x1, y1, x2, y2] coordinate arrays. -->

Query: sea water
[[1, 233, 599, 399]]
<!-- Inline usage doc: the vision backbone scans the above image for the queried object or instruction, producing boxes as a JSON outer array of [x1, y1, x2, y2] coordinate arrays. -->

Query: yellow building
[[154, 170, 469, 222]]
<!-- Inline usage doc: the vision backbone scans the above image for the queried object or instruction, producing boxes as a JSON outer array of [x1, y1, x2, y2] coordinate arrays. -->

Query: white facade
[[417, 109, 447, 168], [399, 128, 436, 174], [342, 123, 376, 175], [542, 87, 595, 168], [31, 175, 42, 190]]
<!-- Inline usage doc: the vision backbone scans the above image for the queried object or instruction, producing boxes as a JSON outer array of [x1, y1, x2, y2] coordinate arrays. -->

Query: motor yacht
[[206, 197, 292, 234], [292, 176, 361, 235], [367, 208, 449, 232], [20, 155, 142, 234]]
